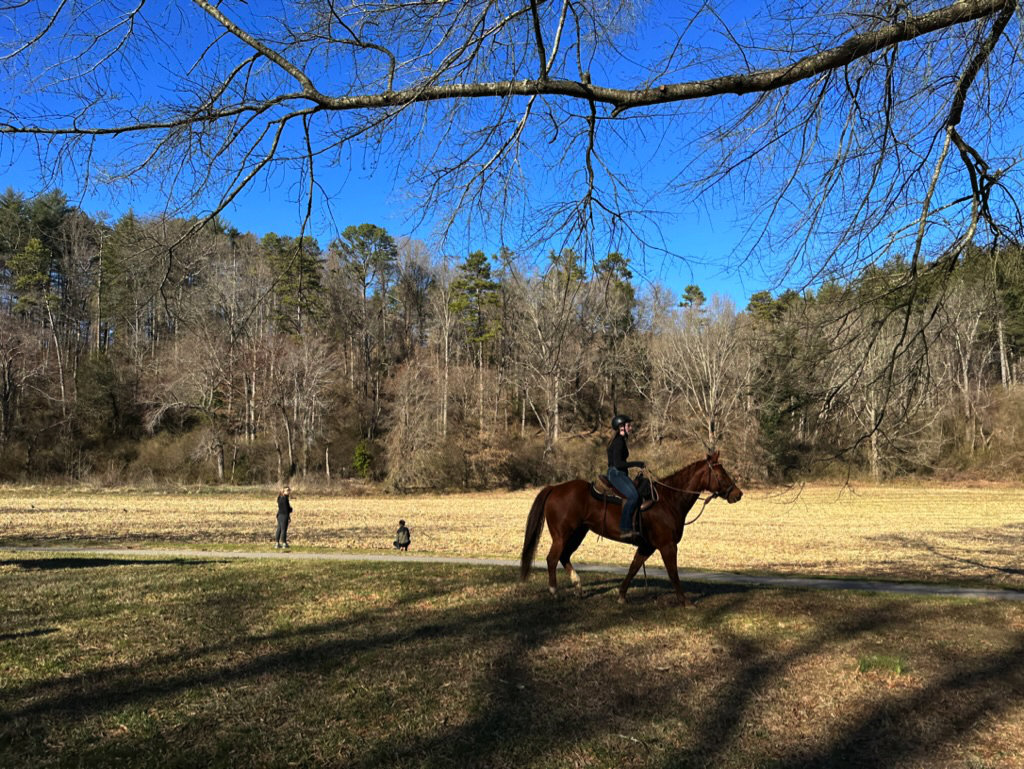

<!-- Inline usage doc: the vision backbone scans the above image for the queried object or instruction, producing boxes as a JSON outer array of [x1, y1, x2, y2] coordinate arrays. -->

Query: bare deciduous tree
[[647, 295, 747, 449], [3, 0, 1024, 483], [506, 254, 597, 451], [937, 275, 997, 453]]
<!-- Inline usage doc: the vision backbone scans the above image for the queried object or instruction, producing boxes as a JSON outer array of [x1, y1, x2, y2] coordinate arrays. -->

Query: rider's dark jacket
[[607, 434, 643, 472]]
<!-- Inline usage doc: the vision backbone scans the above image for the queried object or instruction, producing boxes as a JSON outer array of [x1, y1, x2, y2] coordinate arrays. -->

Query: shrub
[[128, 433, 200, 482]]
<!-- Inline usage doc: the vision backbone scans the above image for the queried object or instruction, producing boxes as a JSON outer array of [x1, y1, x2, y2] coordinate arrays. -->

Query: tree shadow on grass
[[0, 627, 57, 642], [0, 557, 229, 570], [0, 560, 480, 721], [765, 636, 1024, 768], [881, 524, 1024, 582], [336, 585, 1024, 769], [577, 575, 754, 606], [2, 566, 646, 712], [2, 561, 1023, 769], [655, 594, 1024, 769]]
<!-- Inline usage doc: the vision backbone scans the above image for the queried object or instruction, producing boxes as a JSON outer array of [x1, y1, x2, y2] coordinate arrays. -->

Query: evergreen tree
[[8, 237, 52, 317], [328, 223, 399, 438], [0, 189, 30, 270], [593, 252, 638, 417], [451, 250, 502, 434], [680, 284, 706, 309], [262, 233, 324, 333], [451, 250, 501, 351]]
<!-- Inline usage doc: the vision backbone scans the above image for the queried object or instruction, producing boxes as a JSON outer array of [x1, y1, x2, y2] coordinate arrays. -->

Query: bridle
[[708, 460, 738, 501], [651, 459, 734, 498], [649, 459, 736, 526]]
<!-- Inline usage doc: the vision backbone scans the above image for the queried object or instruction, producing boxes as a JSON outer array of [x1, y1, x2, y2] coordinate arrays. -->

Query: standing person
[[394, 519, 411, 551], [275, 486, 292, 549], [607, 415, 646, 542]]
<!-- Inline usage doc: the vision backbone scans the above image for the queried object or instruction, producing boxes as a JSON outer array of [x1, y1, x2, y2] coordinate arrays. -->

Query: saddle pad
[[589, 482, 622, 505]]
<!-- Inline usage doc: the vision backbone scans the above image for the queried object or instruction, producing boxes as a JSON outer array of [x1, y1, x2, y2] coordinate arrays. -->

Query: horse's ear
[[709, 449, 720, 463]]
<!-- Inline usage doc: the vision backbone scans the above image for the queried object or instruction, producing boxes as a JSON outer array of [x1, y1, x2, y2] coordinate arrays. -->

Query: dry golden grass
[[2, 481, 1022, 588]]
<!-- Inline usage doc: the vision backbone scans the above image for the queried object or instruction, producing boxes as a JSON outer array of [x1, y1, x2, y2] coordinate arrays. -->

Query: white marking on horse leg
[[565, 564, 582, 595], [548, 586, 558, 597], [566, 564, 580, 586]]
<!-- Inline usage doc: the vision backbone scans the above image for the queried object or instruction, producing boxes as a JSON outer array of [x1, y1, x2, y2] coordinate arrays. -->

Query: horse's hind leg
[[560, 524, 589, 596], [545, 535, 564, 597]]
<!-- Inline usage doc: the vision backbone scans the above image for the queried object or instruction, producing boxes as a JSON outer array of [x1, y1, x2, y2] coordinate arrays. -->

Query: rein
[[650, 460, 732, 527], [682, 494, 716, 526]]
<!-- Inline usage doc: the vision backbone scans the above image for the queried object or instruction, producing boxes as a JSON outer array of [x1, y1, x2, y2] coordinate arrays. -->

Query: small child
[[393, 519, 411, 551]]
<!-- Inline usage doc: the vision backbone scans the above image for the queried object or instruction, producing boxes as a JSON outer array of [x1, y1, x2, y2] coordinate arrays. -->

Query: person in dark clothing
[[394, 519, 411, 551], [607, 415, 646, 542], [275, 486, 292, 549]]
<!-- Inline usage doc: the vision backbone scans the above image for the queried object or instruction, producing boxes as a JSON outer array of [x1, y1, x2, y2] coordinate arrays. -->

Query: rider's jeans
[[607, 467, 639, 531]]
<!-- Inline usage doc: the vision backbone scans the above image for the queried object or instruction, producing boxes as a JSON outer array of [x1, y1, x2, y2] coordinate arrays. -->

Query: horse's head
[[705, 450, 743, 503]]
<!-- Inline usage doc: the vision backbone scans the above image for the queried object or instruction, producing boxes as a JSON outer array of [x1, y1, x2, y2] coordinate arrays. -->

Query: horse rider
[[607, 414, 646, 542]]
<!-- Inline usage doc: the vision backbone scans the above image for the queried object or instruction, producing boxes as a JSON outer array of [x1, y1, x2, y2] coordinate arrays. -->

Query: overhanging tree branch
[[1, 0, 1020, 300], [1, 0, 1010, 131]]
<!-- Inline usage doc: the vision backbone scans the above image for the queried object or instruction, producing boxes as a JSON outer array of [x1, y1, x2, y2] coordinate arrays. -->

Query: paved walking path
[[5, 545, 1024, 602]]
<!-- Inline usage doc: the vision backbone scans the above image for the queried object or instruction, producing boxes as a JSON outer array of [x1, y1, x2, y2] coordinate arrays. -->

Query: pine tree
[[262, 233, 324, 333]]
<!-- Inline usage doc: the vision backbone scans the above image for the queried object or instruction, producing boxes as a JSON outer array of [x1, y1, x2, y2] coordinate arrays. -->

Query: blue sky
[[0, 0, 785, 309], [5, 0, 1012, 311], [218, 171, 761, 302], [2, 138, 761, 308], [233, 175, 766, 307]]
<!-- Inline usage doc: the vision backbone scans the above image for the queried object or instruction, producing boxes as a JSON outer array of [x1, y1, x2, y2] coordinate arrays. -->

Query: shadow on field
[[888, 524, 1024, 581], [4, 532, 257, 546], [668, 598, 1024, 769], [2, 558, 1023, 769], [0, 627, 57, 642], [577, 575, 752, 605], [0, 557, 227, 570]]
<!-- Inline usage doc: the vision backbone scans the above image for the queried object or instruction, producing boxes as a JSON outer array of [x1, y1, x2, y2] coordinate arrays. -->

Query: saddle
[[589, 473, 657, 511]]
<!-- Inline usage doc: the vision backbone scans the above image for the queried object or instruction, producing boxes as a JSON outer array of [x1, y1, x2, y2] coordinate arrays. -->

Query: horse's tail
[[520, 485, 554, 581]]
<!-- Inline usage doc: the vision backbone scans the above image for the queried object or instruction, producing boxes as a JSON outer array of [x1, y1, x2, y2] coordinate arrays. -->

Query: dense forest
[[1, 188, 1022, 488]]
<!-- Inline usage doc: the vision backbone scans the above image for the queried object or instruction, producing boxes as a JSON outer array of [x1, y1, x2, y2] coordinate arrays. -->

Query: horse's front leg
[[618, 545, 654, 604], [563, 562, 582, 596], [659, 544, 694, 607]]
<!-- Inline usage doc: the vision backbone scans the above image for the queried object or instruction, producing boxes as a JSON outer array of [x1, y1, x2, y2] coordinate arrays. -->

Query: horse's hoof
[[617, 594, 627, 605], [548, 587, 558, 597]]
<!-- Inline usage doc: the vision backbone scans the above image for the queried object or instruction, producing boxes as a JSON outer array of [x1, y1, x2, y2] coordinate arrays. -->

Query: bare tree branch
[[0, 0, 1019, 289]]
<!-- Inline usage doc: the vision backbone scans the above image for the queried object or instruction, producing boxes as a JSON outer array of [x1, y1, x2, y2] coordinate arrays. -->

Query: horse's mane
[[657, 457, 708, 488]]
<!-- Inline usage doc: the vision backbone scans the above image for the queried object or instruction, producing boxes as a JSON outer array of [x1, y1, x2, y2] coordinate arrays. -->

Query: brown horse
[[520, 451, 743, 605]]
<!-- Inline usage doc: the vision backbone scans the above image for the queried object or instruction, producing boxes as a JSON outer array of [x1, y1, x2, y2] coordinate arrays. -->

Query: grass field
[[2, 483, 1024, 767], [2, 552, 1023, 769], [2, 482, 1022, 588]]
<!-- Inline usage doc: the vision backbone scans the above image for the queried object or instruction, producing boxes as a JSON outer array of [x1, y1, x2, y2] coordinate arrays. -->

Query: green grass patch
[[1, 553, 1023, 768], [858, 653, 907, 676]]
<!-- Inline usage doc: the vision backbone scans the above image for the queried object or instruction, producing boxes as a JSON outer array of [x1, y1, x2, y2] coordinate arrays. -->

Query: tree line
[[1, 188, 1022, 488]]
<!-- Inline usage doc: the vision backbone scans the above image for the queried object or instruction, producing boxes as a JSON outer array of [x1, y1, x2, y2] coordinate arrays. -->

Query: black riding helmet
[[611, 415, 632, 431]]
